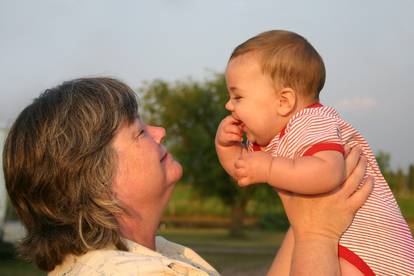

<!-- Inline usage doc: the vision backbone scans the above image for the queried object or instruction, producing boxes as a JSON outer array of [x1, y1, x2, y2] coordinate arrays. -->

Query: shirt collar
[[278, 102, 323, 140], [122, 237, 164, 257], [252, 102, 323, 150]]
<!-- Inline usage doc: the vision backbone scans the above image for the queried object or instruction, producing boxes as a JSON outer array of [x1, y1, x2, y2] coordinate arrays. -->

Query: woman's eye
[[136, 129, 145, 139]]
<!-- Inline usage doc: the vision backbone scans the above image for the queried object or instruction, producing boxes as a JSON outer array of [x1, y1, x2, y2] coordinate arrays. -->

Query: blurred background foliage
[[2, 74, 413, 276], [138, 74, 282, 236], [137, 74, 414, 235], [3, 74, 414, 235]]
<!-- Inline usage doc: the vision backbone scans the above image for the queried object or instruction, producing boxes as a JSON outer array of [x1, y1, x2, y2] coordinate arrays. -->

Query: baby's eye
[[232, 96, 242, 100]]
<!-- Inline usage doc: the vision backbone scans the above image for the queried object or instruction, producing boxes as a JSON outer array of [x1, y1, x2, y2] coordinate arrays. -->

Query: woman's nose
[[225, 100, 233, 111], [148, 125, 166, 144]]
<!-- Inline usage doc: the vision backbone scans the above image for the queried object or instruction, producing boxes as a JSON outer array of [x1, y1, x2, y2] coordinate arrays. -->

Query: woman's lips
[[160, 151, 168, 162]]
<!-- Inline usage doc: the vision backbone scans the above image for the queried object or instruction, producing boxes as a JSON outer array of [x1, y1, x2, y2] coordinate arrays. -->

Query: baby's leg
[[339, 258, 364, 276], [268, 228, 365, 276], [267, 227, 294, 276]]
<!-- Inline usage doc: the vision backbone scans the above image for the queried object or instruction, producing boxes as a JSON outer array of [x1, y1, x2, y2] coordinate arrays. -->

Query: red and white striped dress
[[250, 103, 414, 275]]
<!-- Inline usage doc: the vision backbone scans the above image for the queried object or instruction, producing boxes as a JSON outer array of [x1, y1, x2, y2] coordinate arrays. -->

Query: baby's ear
[[277, 87, 296, 116]]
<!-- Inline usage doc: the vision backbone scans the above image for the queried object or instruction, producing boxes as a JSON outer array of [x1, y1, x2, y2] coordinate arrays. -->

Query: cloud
[[335, 97, 378, 111]]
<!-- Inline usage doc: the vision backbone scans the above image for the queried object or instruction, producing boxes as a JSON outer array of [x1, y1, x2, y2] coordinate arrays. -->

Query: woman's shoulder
[[48, 247, 165, 275], [155, 236, 218, 274], [48, 237, 219, 276]]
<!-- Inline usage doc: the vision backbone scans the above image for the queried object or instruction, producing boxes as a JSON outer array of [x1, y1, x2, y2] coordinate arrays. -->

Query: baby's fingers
[[235, 167, 247, 179], [237, 177, 252, 187], [223, 124, 243, 137], [224, 114, 242, 124], [225, 133, 243, 143], [234, 158, 246, 169]]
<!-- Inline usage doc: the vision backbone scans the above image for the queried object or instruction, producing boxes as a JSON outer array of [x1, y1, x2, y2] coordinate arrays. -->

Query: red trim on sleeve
[[338, 245, 375, 276], [303, 143, 345, 156]]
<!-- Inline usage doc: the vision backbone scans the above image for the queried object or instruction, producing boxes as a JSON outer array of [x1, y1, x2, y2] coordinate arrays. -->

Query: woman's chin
[[167, 160, 183, 185]]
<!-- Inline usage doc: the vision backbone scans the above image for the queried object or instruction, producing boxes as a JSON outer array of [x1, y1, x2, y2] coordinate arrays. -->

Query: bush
[[259, 211, 289, 231]]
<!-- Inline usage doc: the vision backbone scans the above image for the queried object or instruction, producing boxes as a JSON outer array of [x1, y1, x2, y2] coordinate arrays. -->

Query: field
[[0, 228, 283, 276], [160, 228, 284, 275], [0, 241, 44, 276], [0, 186, 413, 276]]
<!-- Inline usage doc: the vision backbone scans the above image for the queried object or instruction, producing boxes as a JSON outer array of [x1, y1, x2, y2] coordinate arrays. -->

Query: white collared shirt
[[49, 236, 220, 275]]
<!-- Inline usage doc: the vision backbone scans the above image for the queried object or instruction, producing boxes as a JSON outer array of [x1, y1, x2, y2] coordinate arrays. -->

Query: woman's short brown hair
[[3, 77, 138, 271], [230, 30, 326, 99]]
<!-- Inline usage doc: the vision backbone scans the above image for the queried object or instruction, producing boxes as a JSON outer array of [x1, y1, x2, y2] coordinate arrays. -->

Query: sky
[[0, 0, 413, 170]]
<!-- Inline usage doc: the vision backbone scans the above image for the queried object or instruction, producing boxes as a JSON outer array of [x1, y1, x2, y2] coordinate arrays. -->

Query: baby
[[215, 30, 414, 275]]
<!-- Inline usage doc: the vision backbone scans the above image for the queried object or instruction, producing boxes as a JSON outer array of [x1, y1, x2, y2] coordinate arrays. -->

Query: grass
[[165, 184, 414, 231], [158, 228, 283, 275], [0, 187, 412, 275], [202, 251, 274, 275], [165, 184, 285, 219], [165, 185, 231, 216], [0, 259, 45, 276], [397, 196, 414, 219], [0, 228, 282, 276], [158, 227, 284, 249], [168, 184, 414, 215], [397, 196, 414, 232], [0, 241, 45, 276], [1, 222, 413, 276]]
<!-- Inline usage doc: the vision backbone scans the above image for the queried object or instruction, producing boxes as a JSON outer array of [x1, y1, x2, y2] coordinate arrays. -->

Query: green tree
[[376, 150, 391, 174], [138, 75, 277, 236], [407, 164, 414, 195], [394, 168, 407, 196], [376, 151, 396, 191]]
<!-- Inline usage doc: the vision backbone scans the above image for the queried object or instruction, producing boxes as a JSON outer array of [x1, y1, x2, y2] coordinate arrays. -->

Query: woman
[[3, 77, 372, 275]]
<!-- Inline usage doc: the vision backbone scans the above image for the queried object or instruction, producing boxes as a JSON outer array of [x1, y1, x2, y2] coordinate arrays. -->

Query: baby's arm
[[215, 115, 247, 179], [236, 150, 345, 194]]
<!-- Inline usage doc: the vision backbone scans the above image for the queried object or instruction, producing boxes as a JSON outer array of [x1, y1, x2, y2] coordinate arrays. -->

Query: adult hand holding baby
[[279, 145, 372, 242]]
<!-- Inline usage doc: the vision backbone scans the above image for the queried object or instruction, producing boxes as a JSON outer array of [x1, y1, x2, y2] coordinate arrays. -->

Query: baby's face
[[225, 54, 284, 146]]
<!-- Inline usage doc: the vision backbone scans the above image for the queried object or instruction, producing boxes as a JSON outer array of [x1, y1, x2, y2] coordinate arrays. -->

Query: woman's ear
[[277, 87, 296, 116]]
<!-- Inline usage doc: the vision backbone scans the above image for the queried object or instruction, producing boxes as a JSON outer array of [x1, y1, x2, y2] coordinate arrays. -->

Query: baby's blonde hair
[[230, 30, 325, 99]]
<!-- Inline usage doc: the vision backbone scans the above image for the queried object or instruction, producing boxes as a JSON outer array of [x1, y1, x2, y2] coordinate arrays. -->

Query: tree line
[[1, 74, 411, 237], [376, 151, 414, 196], [138, 74, 414, 233], [2, 74, 412, 234]]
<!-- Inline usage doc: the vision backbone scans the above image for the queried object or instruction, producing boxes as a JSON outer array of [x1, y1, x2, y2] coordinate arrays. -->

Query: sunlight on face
[[225, 54, 283, 146]]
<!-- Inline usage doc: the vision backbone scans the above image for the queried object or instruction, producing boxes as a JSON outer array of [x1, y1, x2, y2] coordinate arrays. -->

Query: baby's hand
[[234, 151, 273, 186], [215, 115, 243, 148]]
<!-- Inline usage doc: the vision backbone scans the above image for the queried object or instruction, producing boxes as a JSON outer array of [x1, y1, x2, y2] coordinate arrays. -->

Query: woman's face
[[111, 118, 182, 216]]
